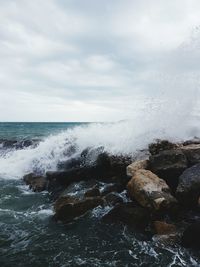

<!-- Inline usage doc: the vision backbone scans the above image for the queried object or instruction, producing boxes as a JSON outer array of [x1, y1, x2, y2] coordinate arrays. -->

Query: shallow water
[[0, 122, 200, 266]]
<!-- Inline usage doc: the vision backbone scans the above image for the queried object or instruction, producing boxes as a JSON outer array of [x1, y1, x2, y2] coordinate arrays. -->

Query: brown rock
[[154, 221, 176, 235], [84, 187, 100, 198], [126, 159, 149, 177], [54, 195, 103, 223], [23, 173, 47, 192], [127, 169, 177, 211], [181, 144, 200, 166]]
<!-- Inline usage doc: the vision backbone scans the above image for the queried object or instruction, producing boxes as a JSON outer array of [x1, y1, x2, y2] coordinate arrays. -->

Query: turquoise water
[[0, 122, 88, 140], [0, 123, 200, 267]]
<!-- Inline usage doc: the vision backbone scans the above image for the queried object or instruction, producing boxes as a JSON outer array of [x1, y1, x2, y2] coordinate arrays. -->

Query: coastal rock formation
[[54, 195, 103, 223], [23, 173, 47, 192], [149, 140, 178, 155], [176, 163, 200, 206], [126, 159, 149, 177], [102, 202, 150, 229], [84, 187, 101, 197], [104, 192, 123, 206], [127, 169, 177, 211], [149, 150, 188, 190]]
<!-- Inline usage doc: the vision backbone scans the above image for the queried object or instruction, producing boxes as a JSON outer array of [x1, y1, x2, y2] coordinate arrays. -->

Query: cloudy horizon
[[1, 0, 200, 122]]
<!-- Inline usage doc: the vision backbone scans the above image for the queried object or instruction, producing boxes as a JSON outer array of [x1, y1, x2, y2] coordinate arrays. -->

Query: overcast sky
[[0, 0, 200, 122]]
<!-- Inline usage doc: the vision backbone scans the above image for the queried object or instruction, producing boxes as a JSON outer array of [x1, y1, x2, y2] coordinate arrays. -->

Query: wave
[[0, 104, 199, 180]]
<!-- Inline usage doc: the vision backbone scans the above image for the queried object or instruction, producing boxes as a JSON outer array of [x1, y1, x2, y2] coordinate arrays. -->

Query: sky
[[0, 0, 200, 122]]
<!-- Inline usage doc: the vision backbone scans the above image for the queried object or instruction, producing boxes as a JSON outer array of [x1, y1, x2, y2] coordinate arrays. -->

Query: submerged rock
[[127, 169, 177, 211], [126, 159, 149, 177], [23, 173, 47, 192], [104, 192, 123, 206], [102, 202, 150, 229], [176, 163, 200, 206], [182, 222, 200, 249], [54, 196, 103, 223], [149, 150, 188, 190]]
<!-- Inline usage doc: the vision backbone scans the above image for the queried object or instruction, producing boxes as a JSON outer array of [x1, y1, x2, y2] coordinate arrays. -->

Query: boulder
[[84, 187, 100, 198], [23, 173, 47, 192], [149, 140, 178, 155], [181, 144, 200, 166], [54, 196, 103, 223], [149, 150, 188, 190], [176, 163, 200, 206], [126, 159, 149, 177], [102, 202, 150, 229], [127, 169, 177, 211], [182, 222, 200, 249], [104, 192, 123, 206], [153, 221, 176, 235]]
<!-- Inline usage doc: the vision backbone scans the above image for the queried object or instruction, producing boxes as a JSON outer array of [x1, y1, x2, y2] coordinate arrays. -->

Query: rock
[[149, 150, 188, 190], [181, 144, 200, 166], [176, 163, 200, 206], [183, 137, 200, 146], [23, 173, 47, 192], [102, 202, 150, 229], [127, 169, 177, 211], [101, 183, 124, 196], [47, 153, 132, 198], [54, 196, 104, 223], [182, 222, 200, 249], [153, 221, 176, 235], [149, 140, 178, 155], [84, 187, 100, 198], [126, 159, 149, 177], [104, 193, 123, 206]]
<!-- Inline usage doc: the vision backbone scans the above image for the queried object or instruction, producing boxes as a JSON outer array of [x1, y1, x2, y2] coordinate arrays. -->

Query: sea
[[0, 121, 200, 267]]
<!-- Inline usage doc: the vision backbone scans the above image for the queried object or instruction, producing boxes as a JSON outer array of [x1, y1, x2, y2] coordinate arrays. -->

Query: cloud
[[0, 0, 200, 121]]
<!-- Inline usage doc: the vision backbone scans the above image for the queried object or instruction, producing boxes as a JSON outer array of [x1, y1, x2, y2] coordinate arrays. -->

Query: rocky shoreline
[[23, 139, 200, 250]]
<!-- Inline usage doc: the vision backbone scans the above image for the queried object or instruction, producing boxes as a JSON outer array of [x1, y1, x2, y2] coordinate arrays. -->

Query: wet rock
[[127, 169, 177, 211], [183, 137, 200, 146], [182, 222, 200, 249], [181, 144, 200, 166], [104, 192, 123, 206], [23, 173, 47, 192], [54, 196, 104, 223], [149, 140, 178, 155], [126, 159, 149, 177], [84, 187, 101, 198], [149, 150, 188, 190], [176, 163, 200, 206], [102, 202, 150, 229], [101, 183, 124, 196], [153, 221, 176, 235]]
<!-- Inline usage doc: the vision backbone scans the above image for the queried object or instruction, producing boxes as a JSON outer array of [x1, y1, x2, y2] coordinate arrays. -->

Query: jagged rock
[[104, 192, 123, 206], [181, 144, 200, 166], [54, 196, 103, 223], [183, 137, 200, 146], [153, 221, 176, 235], [47, 153, 132, 198], [126, 159, 149, 177], [149, 150, 188, 190], [84, 187, 100, 198], [127, 170, 177, 211], [149, 140, 178, 155], [23, 173, 47, 192], [102, 202, 150, 229], [176, 163, 200, 206], [182, 222, 200, 249]]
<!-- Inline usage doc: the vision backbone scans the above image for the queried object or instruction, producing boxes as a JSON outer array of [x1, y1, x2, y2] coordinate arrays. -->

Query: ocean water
[[0, 122, 200, 267]]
